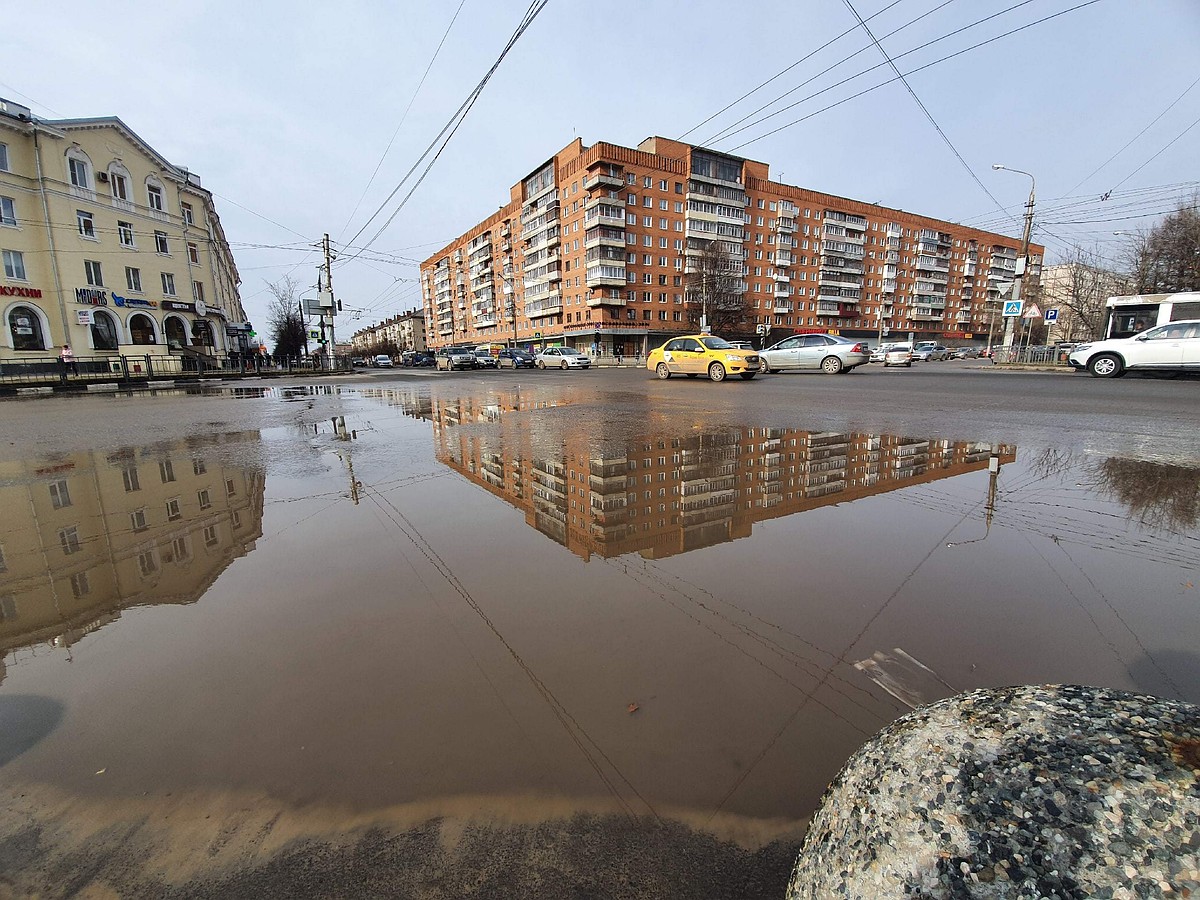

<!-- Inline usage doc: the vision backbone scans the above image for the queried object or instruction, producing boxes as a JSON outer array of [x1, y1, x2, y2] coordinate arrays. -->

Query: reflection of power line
[[605, 558, 891, 727], [703, 499, 982, 824], [365, 487, 659, 823]]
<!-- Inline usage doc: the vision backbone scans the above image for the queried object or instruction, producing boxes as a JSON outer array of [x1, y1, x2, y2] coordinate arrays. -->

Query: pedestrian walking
[[615, 348, 623, 367], [60, 344, 78, 376]]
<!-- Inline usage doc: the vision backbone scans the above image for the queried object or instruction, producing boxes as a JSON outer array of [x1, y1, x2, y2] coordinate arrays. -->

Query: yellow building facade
[[0, 97, 248, 370]]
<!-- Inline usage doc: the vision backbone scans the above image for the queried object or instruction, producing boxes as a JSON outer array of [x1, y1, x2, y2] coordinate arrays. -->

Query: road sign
[[755, 323, 768, 335], [1022, 302, 1042, 320], [1044, 308, 1059, 323], [1002, 300, 1023, 317]]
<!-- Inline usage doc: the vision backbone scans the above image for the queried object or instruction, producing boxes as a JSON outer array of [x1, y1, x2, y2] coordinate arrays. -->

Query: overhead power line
[[338, 0, 468, 240], [707, 0, 1039, 148], [339, 0, 550, 264], [676, 0, 909, 142], [838, 0, 1013, 228], [1065, 72, 1200, 197], [1104, 111, 1200, 196]]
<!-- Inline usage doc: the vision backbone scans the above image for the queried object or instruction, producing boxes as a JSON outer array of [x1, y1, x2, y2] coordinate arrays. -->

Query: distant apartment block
[[420, 136, 1044, 356], [350, 309, 426, 354]]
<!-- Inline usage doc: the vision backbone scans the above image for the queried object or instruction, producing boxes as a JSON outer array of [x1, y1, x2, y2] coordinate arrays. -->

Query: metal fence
[[0, 352, 352, 388], [991, 345, 1075, 366]]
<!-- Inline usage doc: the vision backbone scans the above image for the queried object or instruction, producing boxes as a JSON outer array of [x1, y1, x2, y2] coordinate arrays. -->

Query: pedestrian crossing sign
[[1002, 300, 1023, 317]]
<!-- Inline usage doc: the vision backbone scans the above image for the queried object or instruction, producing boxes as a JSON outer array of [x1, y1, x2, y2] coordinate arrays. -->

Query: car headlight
[[1072, 344, 1090, 353], [725, 354, 741, 362]]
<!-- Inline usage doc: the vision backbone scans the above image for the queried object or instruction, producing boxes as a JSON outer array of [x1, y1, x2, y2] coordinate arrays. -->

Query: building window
[[181, 202, 194, 226], [68, 156, 90, 188], [91, 309, 119, 350], [147, 183, 164, 212], [85, 259, 104, 286], [137, 550, 157, 577], [59, 525, 81, 555], [3, 249, 26, 280], [0, 143, 8, 172], [187, 242, 199, 265], [118, 220, 135, 247], [159, 459, 175, 483], [126, 267, 142, 292], [123, 465, 140, 492], [161, 272, 176, 296], [154, 231, 169, 254], [0, 196, 15, 226], [165, 497, 181, 521], [197, 488, 211, 510], [193, 458, 206, 476], [110, 172, 129, 202], [49, 479, 72, 509], [192, 281, 204, 303], [77, 209, 96, 238], [70, 571, 91, 599], [130, 508, 148, 532], [203, 524, 219, 548]]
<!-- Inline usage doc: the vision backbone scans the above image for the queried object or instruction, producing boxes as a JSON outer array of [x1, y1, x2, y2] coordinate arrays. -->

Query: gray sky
[[7, 0, 1199, 336]]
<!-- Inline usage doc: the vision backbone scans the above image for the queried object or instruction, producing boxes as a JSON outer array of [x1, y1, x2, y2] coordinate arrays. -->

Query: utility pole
[[322, 233, 338, 367], [993, 165, 1036, 349]]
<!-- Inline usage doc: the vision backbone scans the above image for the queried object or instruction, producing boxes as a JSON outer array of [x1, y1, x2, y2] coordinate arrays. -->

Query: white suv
[[1068, 320, 1200, 377]]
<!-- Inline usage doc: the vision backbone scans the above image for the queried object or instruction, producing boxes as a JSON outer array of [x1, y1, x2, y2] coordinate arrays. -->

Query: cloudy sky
[[7, 0, 1199, 336]]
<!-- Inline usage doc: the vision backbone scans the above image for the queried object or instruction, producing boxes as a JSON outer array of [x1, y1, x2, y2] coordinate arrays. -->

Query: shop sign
[[75, 287, 108, 306], [113, 293, 158, 309], [0, 285, 43, 298], [76, 309, 94, 325], [162, 300, 196, 313]]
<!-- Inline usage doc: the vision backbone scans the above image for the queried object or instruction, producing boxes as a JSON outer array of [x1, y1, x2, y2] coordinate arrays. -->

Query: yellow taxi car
[[646, 334, 760, 382]]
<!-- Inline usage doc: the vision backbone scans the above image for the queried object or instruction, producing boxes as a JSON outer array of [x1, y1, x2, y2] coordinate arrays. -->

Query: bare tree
[[1126, 198, 1200, 294], [1042, 247, 1131, 341], [266, 276, 308, 361], [684, 241, 752, 334], [1093, 457, 1200, 532]]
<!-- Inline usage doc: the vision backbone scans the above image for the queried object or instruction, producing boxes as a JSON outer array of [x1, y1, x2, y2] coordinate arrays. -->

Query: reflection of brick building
[[421, 135, 1042, 356], [0, 434, 264, 670], [378, 389, 1015, 561]]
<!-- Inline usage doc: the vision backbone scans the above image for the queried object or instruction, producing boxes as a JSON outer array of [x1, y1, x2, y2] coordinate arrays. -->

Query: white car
[[870, 343, 913, 367], [1068, 319, 1200, 377], [535, 346, 591, 369]]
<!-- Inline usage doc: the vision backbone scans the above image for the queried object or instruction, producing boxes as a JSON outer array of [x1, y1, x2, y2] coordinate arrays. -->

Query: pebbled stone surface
[[787, 684, 1200, 899]]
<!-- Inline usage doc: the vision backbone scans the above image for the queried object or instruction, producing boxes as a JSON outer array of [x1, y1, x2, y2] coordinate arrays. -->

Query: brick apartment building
[[420, 136, 1043, 357]]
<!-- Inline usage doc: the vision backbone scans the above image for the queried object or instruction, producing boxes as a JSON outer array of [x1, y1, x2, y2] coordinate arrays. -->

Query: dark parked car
[[410, 353, 436, 367], [498, 348, 536, 368]]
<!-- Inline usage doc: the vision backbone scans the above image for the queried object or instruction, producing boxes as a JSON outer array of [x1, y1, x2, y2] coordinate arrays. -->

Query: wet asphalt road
[[0, 363, 1196, 899]]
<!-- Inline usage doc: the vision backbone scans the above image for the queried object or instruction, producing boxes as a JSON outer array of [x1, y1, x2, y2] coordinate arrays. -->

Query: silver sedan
[[758, 333, 871, 374]]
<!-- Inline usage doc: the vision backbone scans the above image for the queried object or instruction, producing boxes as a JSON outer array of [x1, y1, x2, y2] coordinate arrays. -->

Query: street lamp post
[[992, 164, 1036, 350]]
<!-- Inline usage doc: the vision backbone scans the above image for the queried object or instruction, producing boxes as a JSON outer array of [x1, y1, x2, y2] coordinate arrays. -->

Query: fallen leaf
[[627, 702, 640, 714], [94, 768, 106, 775]]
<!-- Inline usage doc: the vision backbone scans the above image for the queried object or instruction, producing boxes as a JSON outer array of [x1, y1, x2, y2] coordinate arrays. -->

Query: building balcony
[[776, 217, 796, 232], [772, 270, 790, 282], [773, 284, 792, 297], [587, 292, 626, 308], [586, 266, 627, 287], [584, 228, 625, 249], [825, 210, 868, 229], [910, 310, 943, 321], [818, 272, 862, 288], [773, 301, 793, 313], [524, 294, 563, 318], [881, 279, 897, 292], [775, 251, 792, 266], [583, 172, 624, 191]]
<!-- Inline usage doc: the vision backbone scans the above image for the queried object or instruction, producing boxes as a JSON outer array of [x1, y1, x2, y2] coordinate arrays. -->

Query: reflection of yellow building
[[378, 389, 1015, 560], [0, 435, 264, 669]]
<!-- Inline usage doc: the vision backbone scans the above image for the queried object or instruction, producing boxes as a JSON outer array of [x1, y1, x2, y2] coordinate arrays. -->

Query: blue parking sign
[[1045, 308, 1059, 323], [1003, 300, 1023, 317]]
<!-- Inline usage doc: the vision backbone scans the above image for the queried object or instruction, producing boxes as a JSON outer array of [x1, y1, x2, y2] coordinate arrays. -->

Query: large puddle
[[2, 382, 1198, 851]]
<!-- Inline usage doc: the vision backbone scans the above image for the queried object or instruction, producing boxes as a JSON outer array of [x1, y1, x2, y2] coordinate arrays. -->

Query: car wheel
[[905, 362, 912, 368], [759, 359, 774, 374], [740, 372, 756, 380], [686, 373, 698, 378], [708, 362, 726, 382], [821, 356, 843, 375], [1088, 354, 1123, 378], [561, 360, 569, 369], [656, 362, 671, 379]]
